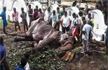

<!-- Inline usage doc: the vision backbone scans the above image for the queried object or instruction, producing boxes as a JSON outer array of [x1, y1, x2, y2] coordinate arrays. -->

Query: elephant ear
[[60, 34, 69, 42]]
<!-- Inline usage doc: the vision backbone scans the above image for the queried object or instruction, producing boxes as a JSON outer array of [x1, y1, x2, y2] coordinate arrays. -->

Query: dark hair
[[0, 37, 3, 45], [82, 17, 85, 21], [36, 6, 38, 9], [39, 8, 41, 12], [13, 8, 16, 10], [29, 5, 31, 8], [79, 11, 83, 16], [53, 10, 56, 13], [24, 53, 30, 60], [21, 7, 24, 10], [3, 7, 6, 9], [57, 7, 59, 10], [21, 57, 27, 67], [83, 20, 86, 24], [88, 13, 91, 16], [72, 13, 76, 16], [64, 11, 67, 14]]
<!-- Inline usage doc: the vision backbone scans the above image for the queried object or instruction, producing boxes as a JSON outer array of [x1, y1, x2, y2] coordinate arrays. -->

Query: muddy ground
[[0, 24, 108, 70]]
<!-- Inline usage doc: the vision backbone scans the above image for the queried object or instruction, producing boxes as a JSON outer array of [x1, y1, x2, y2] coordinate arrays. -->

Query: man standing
[[0, 37, 10, 70], [105, 19, 108, 55], [28, 5, 33, 27], [87, 13, 94, 27], [20, 8, 28, 32], [60, 11, 71, 33], [12, 8, 21, 32], [56, 7, 61, 31], [0, 7, 8, 34], [82, 22, 92, 53]]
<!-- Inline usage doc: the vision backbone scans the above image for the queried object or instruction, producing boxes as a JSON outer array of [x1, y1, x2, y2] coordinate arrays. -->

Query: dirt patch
[[0, 25, 108, 70]]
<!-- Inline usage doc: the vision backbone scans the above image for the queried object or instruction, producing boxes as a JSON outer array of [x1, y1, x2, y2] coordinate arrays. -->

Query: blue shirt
[[0, 45, 7, 63], [1, 10, 8, 26], [15, 66, 25, 70]]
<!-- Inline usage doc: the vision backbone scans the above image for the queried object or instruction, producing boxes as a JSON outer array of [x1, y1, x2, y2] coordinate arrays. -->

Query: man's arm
[[0, 48, 6, 65]]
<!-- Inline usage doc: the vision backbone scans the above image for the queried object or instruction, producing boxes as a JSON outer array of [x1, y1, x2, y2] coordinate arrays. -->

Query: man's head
[[53, 10, 56, 15], [72, 13, 76, 18], [48, 7, 50, 12], [36, 6, 38, 10], [64, 11, 67, 17], [13, 8, 16, 13], [82, 17, 85, 21], [57, 7, 59, 12], [21, 8, 24, 12], [83, 20, 86, 25], [3, 7, 6, 12], [63, 7, 65, 12], [79, 11, 83, 17], [39, 8, 42, 13], [28, 5, 31, 9], [21, 57, 27, 67], [0, 37, 3, 45], [24, 53, 30, 60]]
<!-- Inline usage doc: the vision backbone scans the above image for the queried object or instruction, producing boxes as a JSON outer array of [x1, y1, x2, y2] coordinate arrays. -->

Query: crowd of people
[[0, 0, 108, 70]]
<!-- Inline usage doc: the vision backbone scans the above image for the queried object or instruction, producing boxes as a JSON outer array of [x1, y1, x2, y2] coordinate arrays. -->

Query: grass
[[0, 20, 13, 28]]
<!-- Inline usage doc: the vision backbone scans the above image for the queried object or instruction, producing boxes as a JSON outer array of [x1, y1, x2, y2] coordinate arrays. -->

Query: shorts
[[15, 21, 19, 26], [22, 20, 27, 25]]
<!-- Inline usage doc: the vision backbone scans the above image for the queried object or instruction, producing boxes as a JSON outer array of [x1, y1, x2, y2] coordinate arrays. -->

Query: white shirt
[[52, 15, 57, 27], [60, 15, 70, 27], [24, 62, 30, 70], [82, 24, 92, 40]]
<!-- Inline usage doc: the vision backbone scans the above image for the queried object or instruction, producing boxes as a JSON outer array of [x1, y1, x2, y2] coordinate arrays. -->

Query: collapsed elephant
[[14, 18, 76, 51]]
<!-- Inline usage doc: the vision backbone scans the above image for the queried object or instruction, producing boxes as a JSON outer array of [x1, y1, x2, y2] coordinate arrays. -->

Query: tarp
[[89, 9, 107, 41], [29, 1, 42, 10], [0, 0, 29, 24]]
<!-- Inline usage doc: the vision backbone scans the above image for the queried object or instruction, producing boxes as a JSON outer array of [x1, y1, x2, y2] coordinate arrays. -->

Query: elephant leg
[[14, 36, 34, 42], [35, 37, 55, 51]]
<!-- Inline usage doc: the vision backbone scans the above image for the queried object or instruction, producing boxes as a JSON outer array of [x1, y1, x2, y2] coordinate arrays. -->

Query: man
[[82, 21, 92, 53], [28, 5, 33, 27], [38, 9, 44, 19], [72, 0, 77, 7], [60, 11, 71, 33], [0, 7, 8, 34], [47, 7, 52, 25], [0, 37, 10, 70], [24, 53, 30, 70], [87, 13, 94, 27], [12, 8, 21, 32], [15, 57, 27, 70], [71, 13, 79, 37], [61, 7, 65, 17], [32, 9, 38, 20], [56, 7, 61, 31], [105, 19, 108, 55], [52, 10, 57, 29], [20, 8, 28, 31], [36, 6, 38, 11]]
